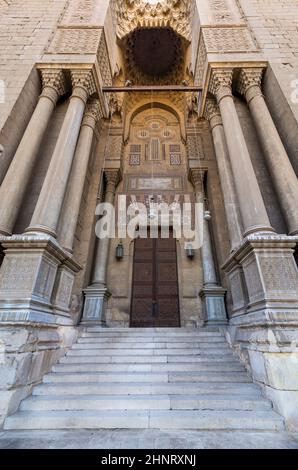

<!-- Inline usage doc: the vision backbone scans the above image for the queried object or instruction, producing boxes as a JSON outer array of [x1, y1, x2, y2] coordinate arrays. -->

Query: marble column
[[82, 169, 121, 325], [26, 70, 96, 238], [189, 169, 227, 324], [0, 69, 66, 236], [209, 69, 274, 237], [238, 68, 298, 235], [58, 99, 102, 253], [205, 98, 243, 251]]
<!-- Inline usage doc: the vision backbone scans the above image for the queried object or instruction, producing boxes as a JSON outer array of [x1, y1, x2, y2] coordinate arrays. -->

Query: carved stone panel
[[33, 257, 57, 302], [243, 256, 264, 305], [53, 268, 75, 314], [258, 255, 298, 298], [47, 28, 102, 55]]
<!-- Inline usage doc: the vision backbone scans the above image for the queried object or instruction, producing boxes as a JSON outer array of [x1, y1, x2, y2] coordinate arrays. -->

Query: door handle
[[152, 301, 158, 317]]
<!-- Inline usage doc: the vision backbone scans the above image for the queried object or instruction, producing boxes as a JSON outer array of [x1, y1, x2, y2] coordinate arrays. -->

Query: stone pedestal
[[81, 286, 111, 326], [223, 235, 298, 317], [0, 235, 81, 325], [223, 234, 298, 429], [199, 286, 227, 324]]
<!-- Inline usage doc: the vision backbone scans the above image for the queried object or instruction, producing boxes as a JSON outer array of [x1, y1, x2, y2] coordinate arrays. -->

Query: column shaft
[[210, 70, 273, 236], [59, 100, 101, 252], [92, 180, 117, 285], [26, 70, 96, 237], [238, 68, 298, 235], [205, 99, 243, 250], [0, 70, 65, 236]]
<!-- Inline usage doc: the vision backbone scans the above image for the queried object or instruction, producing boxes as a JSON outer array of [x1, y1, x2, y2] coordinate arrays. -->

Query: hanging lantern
[[186, 243, 195, 259], [116, 241, 124, 260]]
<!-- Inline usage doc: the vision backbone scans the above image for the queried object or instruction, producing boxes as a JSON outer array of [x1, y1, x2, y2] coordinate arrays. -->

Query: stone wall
[[238, 0, 298, 175], [0, 0, 68, 182], [0, 323, 77, 427]]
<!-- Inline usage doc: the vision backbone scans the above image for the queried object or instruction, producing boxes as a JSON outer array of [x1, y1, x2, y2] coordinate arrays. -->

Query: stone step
[[78, 336, 226, 344], [19, 394, 272, 412], [67, 348, 233, 356], [32, 382, 262, 396], [72, 342, 228, 349], [59, 355, 237, 364], [43, 371, 251, 384], [84, 327, 220, 333], [52, 362, 245, 373], [4, 410, 284, 431], [80, 333, 224, 340]]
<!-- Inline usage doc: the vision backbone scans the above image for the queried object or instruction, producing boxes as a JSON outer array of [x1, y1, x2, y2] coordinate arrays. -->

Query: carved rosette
[[204, 98, 222, 130], [40, 69, 67, 104], [82, 99, 103, 130], [209, 69, 233, 104], [71, 70, 97, 105], [237, 68, 264, 104]]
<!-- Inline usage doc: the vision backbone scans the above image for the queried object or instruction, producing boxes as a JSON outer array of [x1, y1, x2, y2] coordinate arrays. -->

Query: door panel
[[130, 231, 180, 327]]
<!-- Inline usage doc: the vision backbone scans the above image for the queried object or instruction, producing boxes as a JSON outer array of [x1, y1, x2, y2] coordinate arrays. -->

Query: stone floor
[[0, 429, 297, 449]]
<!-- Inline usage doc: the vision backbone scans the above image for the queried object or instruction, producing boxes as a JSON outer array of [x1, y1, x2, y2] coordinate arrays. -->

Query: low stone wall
[[224, 319, 298, 431], [0, 323, 78, 427]]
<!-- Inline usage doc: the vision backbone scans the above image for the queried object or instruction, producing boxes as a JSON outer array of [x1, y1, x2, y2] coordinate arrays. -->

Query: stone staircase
[[4, 327, 284, 431]]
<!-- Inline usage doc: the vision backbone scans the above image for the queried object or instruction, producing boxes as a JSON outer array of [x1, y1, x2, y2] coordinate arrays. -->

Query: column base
[[199, 285, 228, 324], [81, 285, 111, 325], [0, 234, 81, 325]]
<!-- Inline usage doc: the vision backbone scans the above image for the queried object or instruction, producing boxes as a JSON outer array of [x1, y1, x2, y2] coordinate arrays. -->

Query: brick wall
[[0, 0, 67, 180], [238, 0, 298, 175]]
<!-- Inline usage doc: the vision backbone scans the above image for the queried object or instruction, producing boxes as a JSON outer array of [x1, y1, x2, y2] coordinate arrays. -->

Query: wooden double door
[[130, 231, 180, 327]]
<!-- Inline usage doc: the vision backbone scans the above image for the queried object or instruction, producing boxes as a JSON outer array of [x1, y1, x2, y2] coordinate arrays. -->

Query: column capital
[[237, 68, 264, 104], [204, 98, 223, 130], [209, 69, 234, 104], [189, 168, 206, 194], [82, 98, 102, 130], [104, 169, 122, 193], [40, 69, 67, 104], [70, 70, 97, 105]]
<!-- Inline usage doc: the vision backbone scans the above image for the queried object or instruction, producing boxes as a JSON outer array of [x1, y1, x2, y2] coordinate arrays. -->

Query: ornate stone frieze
[[195, 36, 207, 87], [237, 68, 264, 103], [97, 33, 113, 87], [114, 0, 194, 41], [186, 133, 204, 160], [47, 28, 102, 55], [209, 0, 234, 24], [61, 0, 101, 25], [204, 26, 256, 52]]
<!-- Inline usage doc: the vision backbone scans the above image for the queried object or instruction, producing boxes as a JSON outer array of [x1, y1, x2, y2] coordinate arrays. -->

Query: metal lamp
[[116, 241, 124, 260], [186, 243, 195, 259]]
